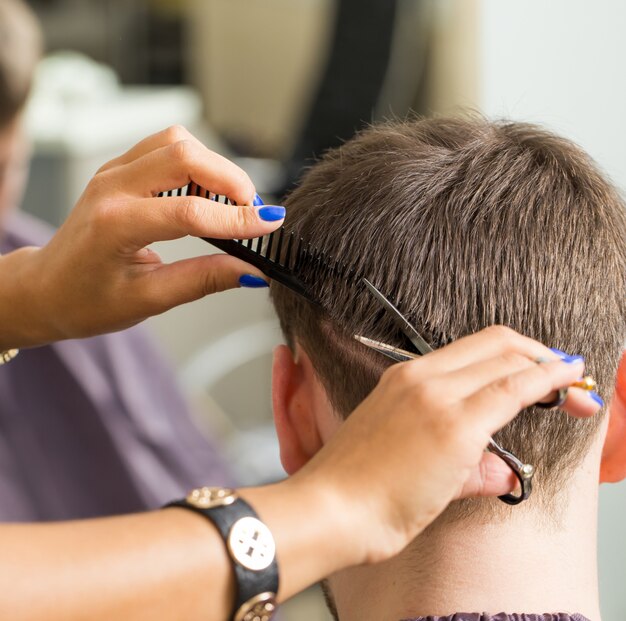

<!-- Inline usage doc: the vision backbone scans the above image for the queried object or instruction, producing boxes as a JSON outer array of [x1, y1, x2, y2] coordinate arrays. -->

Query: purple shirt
[[0, 211, 233, 521], [403, 615, 591, 621]]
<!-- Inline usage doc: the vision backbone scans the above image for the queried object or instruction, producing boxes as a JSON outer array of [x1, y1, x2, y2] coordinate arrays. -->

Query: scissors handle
[[487, 439, 534, 505]]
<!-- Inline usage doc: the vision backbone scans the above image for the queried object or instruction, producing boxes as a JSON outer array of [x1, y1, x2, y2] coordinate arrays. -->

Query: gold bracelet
[[0, 349, 19, 365]]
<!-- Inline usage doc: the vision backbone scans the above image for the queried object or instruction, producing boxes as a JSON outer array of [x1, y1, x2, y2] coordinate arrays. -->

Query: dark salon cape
[[0, 211, 232, 521], [404, 614, 591, 621]]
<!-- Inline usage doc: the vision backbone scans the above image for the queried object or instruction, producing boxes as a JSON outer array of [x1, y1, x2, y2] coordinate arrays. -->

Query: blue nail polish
[[589, 391, 604, 407], [253, 193, 264, 206], [549, 348, 584, 364], [239, 274, 269, 288], [258, 206, 286, 222], [564, 355, 584, 364]]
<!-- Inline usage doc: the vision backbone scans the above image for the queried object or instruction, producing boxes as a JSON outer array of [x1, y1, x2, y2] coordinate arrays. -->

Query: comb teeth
[[157, 182, 236, 205], [158, 183, 363, 305], [265, 231, 275, 261]]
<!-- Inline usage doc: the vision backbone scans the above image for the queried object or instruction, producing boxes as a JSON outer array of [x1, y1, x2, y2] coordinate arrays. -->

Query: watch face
[[186, 487, 237, 509], [228, 516, 276, 571], [233, 592, 277, 621]]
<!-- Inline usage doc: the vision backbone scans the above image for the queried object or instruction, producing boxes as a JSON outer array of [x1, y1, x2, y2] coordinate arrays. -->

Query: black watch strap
[[166, 488, 279, 621]]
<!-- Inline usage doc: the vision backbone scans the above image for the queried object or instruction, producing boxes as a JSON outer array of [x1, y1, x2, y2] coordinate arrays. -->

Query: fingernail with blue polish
[[258, 206, 286, 222], [564, 355, 585, 364], [589, 391, 604, 407], [549, 348, 584, 364], [253, 193, 264, 206], [239, 274, 269, 288]]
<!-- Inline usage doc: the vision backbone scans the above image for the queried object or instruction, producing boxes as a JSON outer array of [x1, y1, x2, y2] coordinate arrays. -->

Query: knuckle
[[485, 324, 516, 341], [201, 269, 221, 297], [163, 124, 191, 145], [379, 364, 398, 388], [385, 361, 418, 387], [95, 160, 115, 175], [499, 351, 529, 369], [412, 379, 441, 406], [492, 374, 524, 408], [175, 197, 204, 230], [496, 373, 519, 395], [235, 205, 257, 232], [87, 169, 113, 195], [214, 205, 249, 238], [168, 139, 193, 164]]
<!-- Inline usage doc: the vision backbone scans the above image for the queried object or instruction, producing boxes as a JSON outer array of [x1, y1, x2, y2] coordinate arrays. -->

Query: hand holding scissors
[[354, 279, 599, 505]]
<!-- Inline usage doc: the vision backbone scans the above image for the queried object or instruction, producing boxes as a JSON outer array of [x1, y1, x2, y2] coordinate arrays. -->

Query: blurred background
[[8, 0, 626, 618]]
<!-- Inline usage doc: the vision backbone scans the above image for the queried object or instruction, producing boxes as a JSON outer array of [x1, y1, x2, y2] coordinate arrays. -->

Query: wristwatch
[[166, 487, 279, 621]]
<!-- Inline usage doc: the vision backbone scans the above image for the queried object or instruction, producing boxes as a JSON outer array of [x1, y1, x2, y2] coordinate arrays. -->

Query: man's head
[[270, 116, 626, 510], [0, 0, 41, 221]]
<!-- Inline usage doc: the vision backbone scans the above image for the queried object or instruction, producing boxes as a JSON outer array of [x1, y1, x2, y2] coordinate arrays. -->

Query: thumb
[[455, 451, 519, 499], [142, 254, 269, 311]]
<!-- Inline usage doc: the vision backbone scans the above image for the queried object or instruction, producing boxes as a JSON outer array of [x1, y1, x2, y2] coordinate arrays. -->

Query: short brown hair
[[271, 116, 626, 507], [0, 0, 42, 127]]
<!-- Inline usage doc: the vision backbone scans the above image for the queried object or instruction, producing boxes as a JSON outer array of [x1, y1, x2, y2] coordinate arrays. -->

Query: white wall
[[479, 0, 626, 189], [478, 2, 626, 618]]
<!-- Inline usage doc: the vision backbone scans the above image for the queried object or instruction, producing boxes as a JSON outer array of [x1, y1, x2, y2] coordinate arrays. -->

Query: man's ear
[[272, 344, 325, 475], [600, 354, 626, 483]]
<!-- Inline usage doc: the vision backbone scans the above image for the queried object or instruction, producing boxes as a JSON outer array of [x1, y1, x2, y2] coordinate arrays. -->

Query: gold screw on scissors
[[571, 376, 597, 392]]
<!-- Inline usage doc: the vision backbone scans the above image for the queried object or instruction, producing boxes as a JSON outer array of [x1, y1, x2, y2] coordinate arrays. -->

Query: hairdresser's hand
[[3, 126, 282, 348], [294, 326, 601, 566]]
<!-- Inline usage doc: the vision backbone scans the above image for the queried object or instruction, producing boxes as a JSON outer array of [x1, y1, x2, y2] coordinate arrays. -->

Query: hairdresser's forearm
[[0, 480, 357, 621], [0, 247, 52, 350]]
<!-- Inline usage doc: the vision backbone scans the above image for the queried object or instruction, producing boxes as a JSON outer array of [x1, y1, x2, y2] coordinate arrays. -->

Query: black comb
[[158, 183, 354, 305]]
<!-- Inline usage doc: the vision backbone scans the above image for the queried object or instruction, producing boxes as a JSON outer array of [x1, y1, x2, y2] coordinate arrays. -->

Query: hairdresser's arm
[[0, 327, 597, 621], [0, 126, 281, 350]]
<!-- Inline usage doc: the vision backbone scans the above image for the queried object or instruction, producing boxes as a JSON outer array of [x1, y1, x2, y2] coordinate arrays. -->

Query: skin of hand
[[0, 125, 282, 349], [0, 327, 596, 621]]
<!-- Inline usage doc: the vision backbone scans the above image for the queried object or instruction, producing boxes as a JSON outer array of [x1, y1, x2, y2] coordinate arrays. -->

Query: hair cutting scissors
[[355, 278, 535, 506]]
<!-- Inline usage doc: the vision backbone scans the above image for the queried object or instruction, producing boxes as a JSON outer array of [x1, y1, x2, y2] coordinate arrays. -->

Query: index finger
[[99, 136, 256, 206], [97, 125, 197, 173], [421, 325, 560, 375]]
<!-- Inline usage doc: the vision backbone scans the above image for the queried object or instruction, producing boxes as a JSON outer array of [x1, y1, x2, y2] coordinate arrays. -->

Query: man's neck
[[328, 469, 601, 621]]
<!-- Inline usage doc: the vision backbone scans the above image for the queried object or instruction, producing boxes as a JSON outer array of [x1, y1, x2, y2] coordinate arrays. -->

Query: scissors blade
[[353, 335, 417, 362], [362, 278, 433, 355]]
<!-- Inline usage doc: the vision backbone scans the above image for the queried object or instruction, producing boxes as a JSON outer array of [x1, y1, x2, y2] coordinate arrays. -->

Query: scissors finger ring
[[536, 386, 569, 409]]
